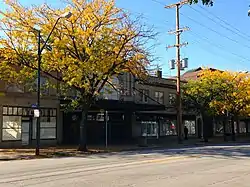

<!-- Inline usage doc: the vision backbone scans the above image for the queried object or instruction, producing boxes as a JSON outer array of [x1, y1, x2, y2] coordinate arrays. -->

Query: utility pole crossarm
[[165, 0, 188, 9], [168, 27, 190, 35], [167, 42, 188, 49]]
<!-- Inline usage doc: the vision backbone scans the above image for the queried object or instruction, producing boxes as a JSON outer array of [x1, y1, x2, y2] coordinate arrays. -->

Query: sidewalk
[[1, 137, 250, 161], [0, 145, 161, 161]]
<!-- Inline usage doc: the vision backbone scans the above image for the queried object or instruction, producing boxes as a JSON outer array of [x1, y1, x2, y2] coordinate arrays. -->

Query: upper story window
[[169, 93, 176, 105], [24, 76, 49, 95], [154, 91, 164, 104], [5, 84, 24, 93], [139, 89, 149, 103]]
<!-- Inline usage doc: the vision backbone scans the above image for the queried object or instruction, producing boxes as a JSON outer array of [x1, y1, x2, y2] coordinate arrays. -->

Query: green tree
[[0, 0, 155, 151], [189, 0, 213, 6]]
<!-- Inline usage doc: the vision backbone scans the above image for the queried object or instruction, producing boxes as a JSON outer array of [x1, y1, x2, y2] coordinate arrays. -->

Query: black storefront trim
[[60, 99, 165, 112]]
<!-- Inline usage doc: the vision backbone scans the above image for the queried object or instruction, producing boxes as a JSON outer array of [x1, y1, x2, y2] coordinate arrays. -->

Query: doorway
[[21, 117, 32, 146]]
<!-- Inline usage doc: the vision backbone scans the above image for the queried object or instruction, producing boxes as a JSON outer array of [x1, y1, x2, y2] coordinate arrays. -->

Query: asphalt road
[[1, 144, 250, 187]]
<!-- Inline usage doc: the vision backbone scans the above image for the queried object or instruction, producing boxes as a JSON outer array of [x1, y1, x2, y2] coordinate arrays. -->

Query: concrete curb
[[0, 157, 17, 161]]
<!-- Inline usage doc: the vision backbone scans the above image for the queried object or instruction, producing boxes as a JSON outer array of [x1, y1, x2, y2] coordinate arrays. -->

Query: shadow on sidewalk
[[1, 137, 250, 161]]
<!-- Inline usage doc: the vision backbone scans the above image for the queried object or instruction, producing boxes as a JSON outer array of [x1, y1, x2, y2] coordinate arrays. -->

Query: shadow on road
[[93, 143, 250, 160]]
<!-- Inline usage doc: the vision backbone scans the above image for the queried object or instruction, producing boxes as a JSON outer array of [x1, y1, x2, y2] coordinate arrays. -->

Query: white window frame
[[141, 121, 158, 137], [2, 116, 22, 141], [139, 89, 149, 103], [155, 91, 164, 104], [169, 93, 176, 105]]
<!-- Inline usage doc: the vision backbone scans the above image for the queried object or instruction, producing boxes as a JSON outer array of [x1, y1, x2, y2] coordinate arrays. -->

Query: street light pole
[[36, 30, 41, 156], [35, 12, 72, 156]]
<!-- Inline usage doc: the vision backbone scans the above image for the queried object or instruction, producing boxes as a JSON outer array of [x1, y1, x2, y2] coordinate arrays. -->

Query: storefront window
[[184, 120, 196, 135], [160, 120, 177, 136], [8, 107, 12, 115], [18, 108, 23, 115], [2, 106, 57, 140], [239, 121, 246, 133], [3, 107, 7, 115], [32, 115, 57, 140], [13, 107, 18, 115], [2, 116, 22, 141], [215, 121, 224, 134], [141, 121, 158, 137]]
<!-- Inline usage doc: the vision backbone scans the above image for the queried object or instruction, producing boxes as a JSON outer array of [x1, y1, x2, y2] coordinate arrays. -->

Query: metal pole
[[33, 13, 72, 156], [105, 110, 108, 148], [176, 4, 183, 144], [36, 30, 41, 156]]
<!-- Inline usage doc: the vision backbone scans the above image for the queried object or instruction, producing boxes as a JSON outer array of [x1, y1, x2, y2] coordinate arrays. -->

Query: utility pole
[[166, 0, 189, 144]]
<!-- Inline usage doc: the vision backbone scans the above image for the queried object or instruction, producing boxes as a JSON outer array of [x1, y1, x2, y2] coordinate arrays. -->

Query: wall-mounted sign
[[34, 109, 40, 118]]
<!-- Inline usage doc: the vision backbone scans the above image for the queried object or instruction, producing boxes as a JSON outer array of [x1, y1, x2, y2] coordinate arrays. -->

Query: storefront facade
[[0, 94, 61, 148], [132, 111, 197, 144]]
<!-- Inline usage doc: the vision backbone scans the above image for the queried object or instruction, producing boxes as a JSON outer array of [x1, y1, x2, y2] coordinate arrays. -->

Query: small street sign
[[31, 104, 37, 108], [34, 109, 40, 118]]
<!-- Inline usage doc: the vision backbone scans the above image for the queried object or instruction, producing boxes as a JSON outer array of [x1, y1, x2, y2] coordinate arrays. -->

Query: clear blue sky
[[1, 0, 250, 76]]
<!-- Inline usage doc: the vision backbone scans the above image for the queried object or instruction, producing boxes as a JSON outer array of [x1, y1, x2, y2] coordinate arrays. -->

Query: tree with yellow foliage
[[182, 69, 224, 141], [208, 71, 250, 140], [183, 69, 250, 141], [0, 0, 155, 151]]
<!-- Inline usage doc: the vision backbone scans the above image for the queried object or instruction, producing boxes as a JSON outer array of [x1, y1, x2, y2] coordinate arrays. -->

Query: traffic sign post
[[105, 110, 108, 148]]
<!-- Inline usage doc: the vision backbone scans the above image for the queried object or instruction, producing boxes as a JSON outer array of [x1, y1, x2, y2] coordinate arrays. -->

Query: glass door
[[21, 118, 31, 146]]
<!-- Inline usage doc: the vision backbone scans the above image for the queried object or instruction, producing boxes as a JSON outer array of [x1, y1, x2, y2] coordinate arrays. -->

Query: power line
[[152, 0, 250, 42], [185, 35, 249, 71], [151, 0, 166, 6], [150, 0, 250, 70], [151, 0, 250, 51], [122, 5, 175, 33], [179, 11, 250, 50], [187, 30, 250, 65], [189, 30, 250, 62], [197, 4, 250, 40], [188, 5, 250, 42], [189, 39, 245, 68]]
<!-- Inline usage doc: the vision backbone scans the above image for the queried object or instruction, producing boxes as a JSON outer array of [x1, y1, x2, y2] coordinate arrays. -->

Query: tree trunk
[[231, 116, 235, 141], [197, 117, 202, 139], [78, 106, 88, 152], [201, 111, 208, 142], [223, 117, 227, 141], [246, 119, 249, 134], [236, 116, 240, 134]]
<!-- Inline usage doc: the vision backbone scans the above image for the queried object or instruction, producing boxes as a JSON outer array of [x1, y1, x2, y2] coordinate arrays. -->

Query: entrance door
[[63, 112, 81, 145], [197, 118, 202, 138], [21, 117, 31, 146]]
